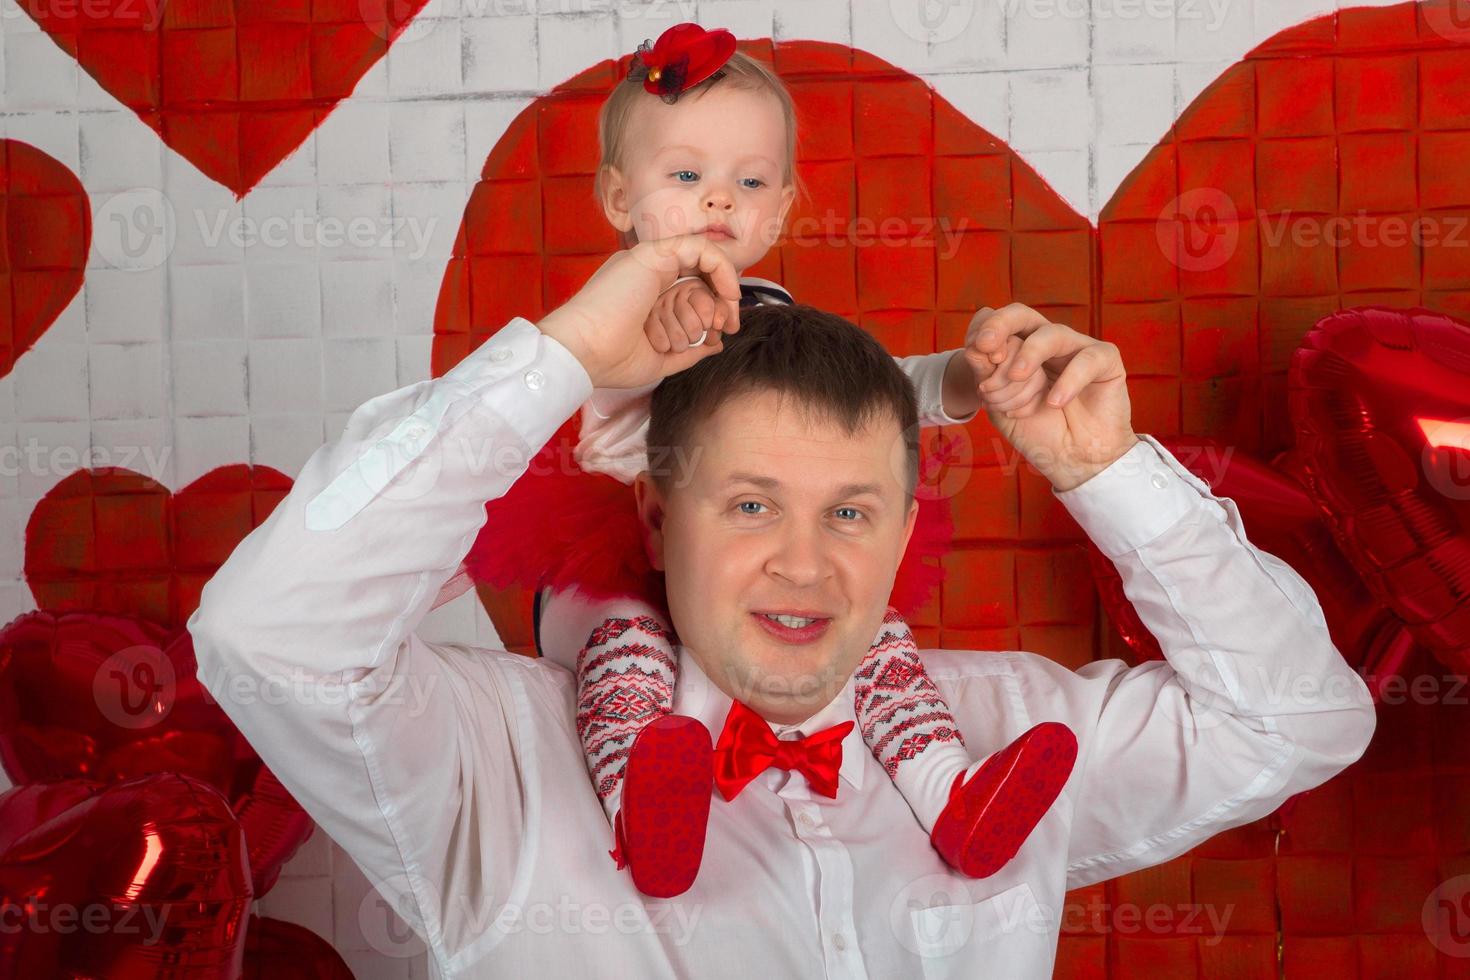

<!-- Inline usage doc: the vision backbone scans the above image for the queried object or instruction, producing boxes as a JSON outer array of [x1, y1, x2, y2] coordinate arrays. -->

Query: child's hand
[[963, 308, 1050, 419], [644, 277, 731, 354]]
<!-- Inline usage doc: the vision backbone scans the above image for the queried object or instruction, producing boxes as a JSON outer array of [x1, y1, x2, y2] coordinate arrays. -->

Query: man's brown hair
[[647, 304, 920, 500]]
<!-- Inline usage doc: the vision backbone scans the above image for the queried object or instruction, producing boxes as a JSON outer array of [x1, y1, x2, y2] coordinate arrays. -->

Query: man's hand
[[645, 277, 733, 354], [537, 236, 742, 389], [962, 304, 1140, 492]]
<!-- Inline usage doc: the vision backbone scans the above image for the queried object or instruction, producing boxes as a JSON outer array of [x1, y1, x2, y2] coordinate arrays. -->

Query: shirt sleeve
[[895, 350, 977, 427], [186, 317, 592, 963], [942, 435, 1376, 890]]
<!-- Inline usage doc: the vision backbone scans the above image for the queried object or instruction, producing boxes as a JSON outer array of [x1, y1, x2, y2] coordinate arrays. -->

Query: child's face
[[602, 84, 796, 272]]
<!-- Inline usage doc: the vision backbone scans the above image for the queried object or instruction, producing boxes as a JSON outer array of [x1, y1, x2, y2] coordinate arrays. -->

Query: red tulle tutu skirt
[[464, 441, 952, 618]]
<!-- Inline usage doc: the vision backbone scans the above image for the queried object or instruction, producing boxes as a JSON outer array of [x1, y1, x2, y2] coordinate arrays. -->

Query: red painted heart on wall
[[24, 464, 293, 630], [432, 3, 1470, 666], [2, 140, 90, 381], [16, 0, 431, 197]]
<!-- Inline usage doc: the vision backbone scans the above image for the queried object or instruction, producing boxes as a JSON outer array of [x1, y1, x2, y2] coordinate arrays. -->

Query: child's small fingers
[[988, 372, 1049, 413], [673, 295, 709, 344], [662, 312, 690, 352], [646, 319, 671, 353]]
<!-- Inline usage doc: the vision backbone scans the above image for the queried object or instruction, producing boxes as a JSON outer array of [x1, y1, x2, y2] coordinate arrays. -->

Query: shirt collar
[[673, 646, 866, 792]]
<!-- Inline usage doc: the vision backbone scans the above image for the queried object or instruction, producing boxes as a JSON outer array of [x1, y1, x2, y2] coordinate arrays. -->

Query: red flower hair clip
[[626, 23, 738, 104]]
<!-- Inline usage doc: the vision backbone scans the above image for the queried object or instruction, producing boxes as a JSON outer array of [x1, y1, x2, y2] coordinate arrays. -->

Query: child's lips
[[702, 226, 734, 240]]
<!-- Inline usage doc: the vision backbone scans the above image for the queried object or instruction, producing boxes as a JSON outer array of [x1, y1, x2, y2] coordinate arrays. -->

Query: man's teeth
[[764, 613, 817, 628]]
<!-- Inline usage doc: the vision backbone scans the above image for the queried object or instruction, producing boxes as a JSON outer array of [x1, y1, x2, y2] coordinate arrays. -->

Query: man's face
[[601, 84, 796, 272], [635, 389, 919, 725]]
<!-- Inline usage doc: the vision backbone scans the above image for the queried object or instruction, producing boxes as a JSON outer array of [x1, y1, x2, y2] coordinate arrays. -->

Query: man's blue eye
[[834, 507, 863, 521], [674, 170, 699, 182], [737, 501, 765, 515]]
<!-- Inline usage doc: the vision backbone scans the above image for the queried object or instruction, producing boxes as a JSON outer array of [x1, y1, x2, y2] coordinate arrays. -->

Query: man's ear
[[633, 471, 667, 571], [599, 166, 634, 234]]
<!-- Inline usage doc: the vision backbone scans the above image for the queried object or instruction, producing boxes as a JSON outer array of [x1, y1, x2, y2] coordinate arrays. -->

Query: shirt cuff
[[1051, 434, 1209, 559], [442, 317, 594, 452], [911, 350, 978, 426]]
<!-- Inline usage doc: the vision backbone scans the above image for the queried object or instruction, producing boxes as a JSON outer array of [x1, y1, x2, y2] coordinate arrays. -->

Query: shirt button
[[490, 348, 512, 362], [1151, 472, 1168, 489], [832, 934, 847, 951], [798, 813, 816, 830], [524, 369, 545, 390]]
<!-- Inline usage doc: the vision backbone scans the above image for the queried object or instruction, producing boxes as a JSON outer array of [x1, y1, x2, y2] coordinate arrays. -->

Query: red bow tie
[[713, 700, 855, 801]]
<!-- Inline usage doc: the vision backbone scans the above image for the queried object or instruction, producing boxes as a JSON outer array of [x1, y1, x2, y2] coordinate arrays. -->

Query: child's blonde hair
[[595, 49, 805, 247]]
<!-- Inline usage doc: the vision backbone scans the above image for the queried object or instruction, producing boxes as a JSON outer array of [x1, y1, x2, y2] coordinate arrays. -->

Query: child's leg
[[573, 600, 679, 820], [855, 607, 1077, 878], [544, 584, 711, 898]]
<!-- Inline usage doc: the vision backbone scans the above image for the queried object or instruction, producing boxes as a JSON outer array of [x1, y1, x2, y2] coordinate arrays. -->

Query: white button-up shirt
[[187, 317, 1376, 980]]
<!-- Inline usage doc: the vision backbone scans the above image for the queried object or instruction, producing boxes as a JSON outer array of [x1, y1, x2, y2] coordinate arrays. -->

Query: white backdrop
[[0, 0, 1409, 973]]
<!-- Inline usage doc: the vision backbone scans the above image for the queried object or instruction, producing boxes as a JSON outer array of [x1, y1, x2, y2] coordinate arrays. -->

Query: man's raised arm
[[949, 303, 1375, 888], [187, 235, 742, 963], [186, 314, 594, 961], [1044, 434, 1375, 887]]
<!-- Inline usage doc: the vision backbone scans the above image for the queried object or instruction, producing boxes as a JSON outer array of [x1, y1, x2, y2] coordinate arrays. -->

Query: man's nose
[[765, 522, 832, 588]]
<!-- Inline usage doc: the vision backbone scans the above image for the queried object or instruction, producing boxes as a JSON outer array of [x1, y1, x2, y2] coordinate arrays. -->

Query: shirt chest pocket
[[908, 882, 1055, 980]]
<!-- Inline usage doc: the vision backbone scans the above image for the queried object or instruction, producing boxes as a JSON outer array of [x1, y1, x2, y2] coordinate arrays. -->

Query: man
[[188, 235, 1375, 979]]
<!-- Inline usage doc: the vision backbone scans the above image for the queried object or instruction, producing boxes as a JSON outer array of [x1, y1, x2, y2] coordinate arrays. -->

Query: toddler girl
[[468, 23, 1076, 898]]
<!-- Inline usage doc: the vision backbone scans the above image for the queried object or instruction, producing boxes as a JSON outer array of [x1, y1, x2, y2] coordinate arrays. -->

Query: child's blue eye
[[673, 170, 699, 182], [740, 178, 765, 189]]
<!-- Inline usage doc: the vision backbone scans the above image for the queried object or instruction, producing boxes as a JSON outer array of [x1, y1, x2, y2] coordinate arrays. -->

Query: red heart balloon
[[433, 5, 1470, 664], [1088, 436, 1381, 662], [2, 139, 90, 381], [0, 609, 314, 899], [242, 914, 355, 979], [1291, 306, 1470, 674], [14, 0, 432, 196], [0, 773, 252, 979]]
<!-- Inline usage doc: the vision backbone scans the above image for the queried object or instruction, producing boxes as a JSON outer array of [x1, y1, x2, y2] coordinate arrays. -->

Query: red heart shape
[[0, 609, 315, 899], [0, 773, 252, 979], [16, 0, 431, 197], [435, 5, 1470, 666], [242, 914, 356, 979], [24, 464, 293, 631], [2, 139, 90, 381]]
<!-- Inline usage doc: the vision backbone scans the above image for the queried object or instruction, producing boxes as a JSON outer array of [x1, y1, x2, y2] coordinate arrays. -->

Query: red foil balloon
[[242, 915, 356, 980], [0, 610, 314, 897], [0, 773, 252, 979], [1290, 307, 1470, 675], [1087, 436, 1392, 679]]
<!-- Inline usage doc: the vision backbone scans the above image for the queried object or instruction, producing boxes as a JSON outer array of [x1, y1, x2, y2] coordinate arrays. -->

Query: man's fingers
[[968, 303, 1048, 355], [1008, 322, 1087, 380], [1044, 342, 1123, 406]]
